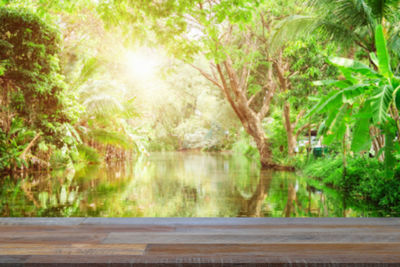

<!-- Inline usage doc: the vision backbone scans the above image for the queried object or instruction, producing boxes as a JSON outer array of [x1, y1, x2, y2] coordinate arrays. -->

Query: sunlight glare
[[124, 49, 160, 78]]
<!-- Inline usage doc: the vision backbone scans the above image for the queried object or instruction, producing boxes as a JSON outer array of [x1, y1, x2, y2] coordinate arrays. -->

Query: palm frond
[[366, 0, 400, 23], [79, 80, 127, 100], [346, 0, 374, 26], [83, 94, 125, 117], [270, 1, 372, 52], [73, 57, 101, 89], [77, 144, 101, 164], [88, 128, 137, 150], [306, 0, 400, 51], [387, 25, 400, 57], [318, 20, 361, 47], [270, 15, 315, 54], [122, 97, 140, 118], [310, 0, 374, 25]]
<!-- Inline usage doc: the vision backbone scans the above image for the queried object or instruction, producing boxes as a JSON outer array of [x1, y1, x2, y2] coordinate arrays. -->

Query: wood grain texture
[[0, 232, 108, 244], [0, 218, 399, 266], [0, 244, 145, 255], [103, 232, 400, 244]]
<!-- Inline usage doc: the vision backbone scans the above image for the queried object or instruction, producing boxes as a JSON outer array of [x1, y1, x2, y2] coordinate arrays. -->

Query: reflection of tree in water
[[0, 153, 379, 217], [235, 170, 302, 217], [236, 171, 313, 218], [237, 170, 273, 217], [283, 183, 296, 217], [234, 169, 351, 218]]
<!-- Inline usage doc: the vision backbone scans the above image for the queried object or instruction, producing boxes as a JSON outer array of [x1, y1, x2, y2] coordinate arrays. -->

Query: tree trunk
[[190, 58, 283, 169], [255, 135, 274, 168], [243, 114, 276, 169], [188, 30, 297, 170], [282, 102, 308, 158], [283, 102, 296, 156]]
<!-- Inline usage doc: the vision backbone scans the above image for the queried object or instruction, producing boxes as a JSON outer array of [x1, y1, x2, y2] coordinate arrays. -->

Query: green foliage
[[0, 7, 80, 171], [1, 0, 399, 215], [144, 61, 238, 152], [76, 144, 101, 165], [88, 128, 136, 151], [304, 156, 400, 215], [232, 130, 260, 160], [281, 38, 338, 108], [375, 24, 392, 77], [314, 0, 400, 53], [76, 79, 143, 158], [274, 0, 400, 63], [0, 7, 68, 124], [0, 117, 35, 170], [97, 0, 264, 60], [351, 106, 371, 152], [310, 25, 400, 178], [50, 148, 72, 170]]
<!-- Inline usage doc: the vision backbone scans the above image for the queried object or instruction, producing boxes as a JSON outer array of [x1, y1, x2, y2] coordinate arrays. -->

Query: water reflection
[[237, 170, 272, 217], [0, 152, 378, 217]]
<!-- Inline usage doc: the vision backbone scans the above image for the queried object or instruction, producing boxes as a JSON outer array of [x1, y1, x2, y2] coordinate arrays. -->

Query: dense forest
[[1, 0, 400, 216]]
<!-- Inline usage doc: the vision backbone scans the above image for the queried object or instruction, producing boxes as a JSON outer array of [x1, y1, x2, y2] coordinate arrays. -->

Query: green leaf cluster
[[0, 7, 80, 171], [310, 25, 400, 178]]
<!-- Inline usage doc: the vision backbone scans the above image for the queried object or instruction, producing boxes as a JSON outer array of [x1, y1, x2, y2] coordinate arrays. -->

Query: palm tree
[[272, 0, 400, 60]]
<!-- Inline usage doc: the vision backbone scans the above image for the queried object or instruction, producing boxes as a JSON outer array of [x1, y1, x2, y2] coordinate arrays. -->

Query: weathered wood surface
[[0, 218, 399, 266]]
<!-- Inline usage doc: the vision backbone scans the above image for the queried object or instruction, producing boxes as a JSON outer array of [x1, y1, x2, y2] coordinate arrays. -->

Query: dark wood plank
[[24, 255, 136, 264], [0, 232, 107, 244], [146, 243, 400, 263], [175, 224, 400, 232]]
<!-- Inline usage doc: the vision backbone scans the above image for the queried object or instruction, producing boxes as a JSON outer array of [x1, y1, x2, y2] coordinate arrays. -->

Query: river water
[[0, 152, 378, 217]]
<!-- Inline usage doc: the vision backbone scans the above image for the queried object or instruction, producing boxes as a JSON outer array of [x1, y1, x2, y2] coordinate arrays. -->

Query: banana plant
[[309, 25, 400, 178]]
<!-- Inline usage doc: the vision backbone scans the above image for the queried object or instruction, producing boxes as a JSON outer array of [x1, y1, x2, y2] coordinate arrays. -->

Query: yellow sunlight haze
[[124, 49, 160, 79]]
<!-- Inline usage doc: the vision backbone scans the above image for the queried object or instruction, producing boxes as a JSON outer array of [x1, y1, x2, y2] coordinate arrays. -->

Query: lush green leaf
[[370, 84, 394, 124], [375, 24, 392, 79], [351, 105, 371, 152]]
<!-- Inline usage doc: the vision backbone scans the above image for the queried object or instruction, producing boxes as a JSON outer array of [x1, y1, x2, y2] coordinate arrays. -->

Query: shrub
[[304, 156, 400, 215]]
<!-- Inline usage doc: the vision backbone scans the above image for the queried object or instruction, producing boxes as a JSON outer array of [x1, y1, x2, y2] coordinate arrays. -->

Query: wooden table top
[[0, 218, 399, 266]]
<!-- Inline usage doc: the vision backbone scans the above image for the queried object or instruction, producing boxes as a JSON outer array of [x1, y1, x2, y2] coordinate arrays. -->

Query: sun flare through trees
[[1, 0, 400, 217]]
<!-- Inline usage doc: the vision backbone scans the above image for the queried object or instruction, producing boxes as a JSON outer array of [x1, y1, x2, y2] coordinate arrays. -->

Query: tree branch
[[215, 63, 246, 123], [295, 123, 315, 139], [188, 63, 224, 90], [292, 109, 306, 129], [223, 58, 241, 99], [20, 133, 41, 160], [239, 31, 254, 90], [258, 67, 276, 120], [248, 89, 262, 106], [273, 55, 288, 92]]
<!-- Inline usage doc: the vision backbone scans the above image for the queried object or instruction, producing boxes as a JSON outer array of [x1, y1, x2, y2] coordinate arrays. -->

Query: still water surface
[[0, 152, 376, 217]]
